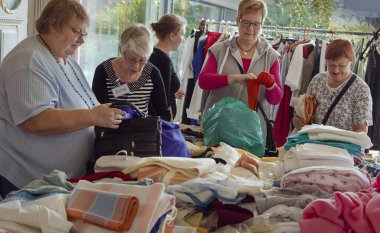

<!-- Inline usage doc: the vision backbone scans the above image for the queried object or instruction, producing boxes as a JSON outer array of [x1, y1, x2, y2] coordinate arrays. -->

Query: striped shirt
[[92, 58, 171, 121]]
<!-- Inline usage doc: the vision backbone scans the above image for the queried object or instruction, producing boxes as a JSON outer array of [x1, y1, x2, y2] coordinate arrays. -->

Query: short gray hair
[[119, 24, 153, 58]]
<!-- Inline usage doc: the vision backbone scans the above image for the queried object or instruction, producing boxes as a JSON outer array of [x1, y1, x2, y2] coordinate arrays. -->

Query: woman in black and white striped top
[[92, 24, 171, 121]]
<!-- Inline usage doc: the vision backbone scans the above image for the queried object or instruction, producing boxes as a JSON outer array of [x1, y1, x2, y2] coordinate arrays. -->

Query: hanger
[[360, 28, 380, 59]]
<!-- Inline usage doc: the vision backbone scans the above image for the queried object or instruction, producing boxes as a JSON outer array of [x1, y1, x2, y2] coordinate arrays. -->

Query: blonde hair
[[119, 24, 153, 58], [35, 0, 88, 34], [151, 14, 187, 40], [237, 0, 268, 23]]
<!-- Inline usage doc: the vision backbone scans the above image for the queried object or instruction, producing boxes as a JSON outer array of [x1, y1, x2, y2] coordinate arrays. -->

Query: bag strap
[[236, 63, 271, 123], [322, 74, 357, 124]]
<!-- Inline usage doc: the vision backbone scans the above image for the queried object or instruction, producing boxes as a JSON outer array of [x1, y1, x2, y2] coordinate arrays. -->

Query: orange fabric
[[247, 79, 259, 111], [247, 72, 274, 110], [66, 188, 139, 231], [304, 95, 318, 124]]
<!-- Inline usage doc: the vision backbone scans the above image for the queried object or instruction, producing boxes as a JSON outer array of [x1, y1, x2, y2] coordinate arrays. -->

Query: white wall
[[0, 0, 28, 62]]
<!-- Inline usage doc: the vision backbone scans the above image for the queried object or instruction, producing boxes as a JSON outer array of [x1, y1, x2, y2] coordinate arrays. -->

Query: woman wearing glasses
[[293, 39, 372, 132], [0, 0, 125, 197], [149, 14, 187, 120], [198, 0, 283, 143], [92, 24, 171, 121]]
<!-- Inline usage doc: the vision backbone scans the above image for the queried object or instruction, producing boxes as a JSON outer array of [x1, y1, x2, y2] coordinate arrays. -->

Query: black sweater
[[92, 58, 171, 121]]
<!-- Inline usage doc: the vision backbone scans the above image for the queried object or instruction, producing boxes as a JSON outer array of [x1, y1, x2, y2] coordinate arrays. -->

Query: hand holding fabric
[[255, 72, 275, 89]]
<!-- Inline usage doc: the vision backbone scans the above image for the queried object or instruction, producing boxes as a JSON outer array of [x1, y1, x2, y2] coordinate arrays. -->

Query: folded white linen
[[0, 194, 72, 233], [283, 143, 354, 172], [298, 124, 372, 148]]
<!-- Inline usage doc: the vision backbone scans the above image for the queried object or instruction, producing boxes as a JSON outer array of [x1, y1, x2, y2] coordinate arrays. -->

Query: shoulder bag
[[322, 74, 357, 124], [236, 62, 278, 154]]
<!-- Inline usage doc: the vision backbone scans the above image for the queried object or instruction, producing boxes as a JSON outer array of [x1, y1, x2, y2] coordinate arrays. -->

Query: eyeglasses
[[326, 63, 350, 70], [123, 53, 147, 67], [239, 18, 262, 29], [69, 25, 88, 38]]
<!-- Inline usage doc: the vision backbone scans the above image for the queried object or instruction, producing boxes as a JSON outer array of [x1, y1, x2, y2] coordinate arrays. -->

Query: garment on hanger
[[365, 45, 380, 150]]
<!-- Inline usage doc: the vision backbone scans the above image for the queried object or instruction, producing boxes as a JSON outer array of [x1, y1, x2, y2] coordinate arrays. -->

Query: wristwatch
[[0, 0, 22, 14]]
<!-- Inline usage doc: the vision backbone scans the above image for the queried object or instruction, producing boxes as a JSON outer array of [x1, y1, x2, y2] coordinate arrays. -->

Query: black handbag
[[257, 101, 278, 156], [94, 100, 162, 158]]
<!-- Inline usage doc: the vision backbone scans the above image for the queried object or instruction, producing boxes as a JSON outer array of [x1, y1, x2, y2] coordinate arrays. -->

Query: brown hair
[[237, 0, 268, 23], [151, 14, 187, 40], [35, 0, 89, 34], [325, 39, 355, 63]]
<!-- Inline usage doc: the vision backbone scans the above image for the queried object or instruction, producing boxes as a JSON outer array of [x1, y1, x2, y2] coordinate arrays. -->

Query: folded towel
[[66, 188, 139, 231]]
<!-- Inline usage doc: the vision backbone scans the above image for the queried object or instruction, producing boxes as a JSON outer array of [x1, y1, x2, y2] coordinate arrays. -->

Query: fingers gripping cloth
[[247, 72, 274, 111]]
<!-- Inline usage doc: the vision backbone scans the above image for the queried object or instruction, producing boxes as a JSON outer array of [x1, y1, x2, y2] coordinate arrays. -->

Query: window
[[78, 0, 236, 85]]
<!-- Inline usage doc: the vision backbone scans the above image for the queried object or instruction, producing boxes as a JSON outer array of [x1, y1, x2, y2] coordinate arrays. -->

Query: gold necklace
[[236, 38, 258, 55]]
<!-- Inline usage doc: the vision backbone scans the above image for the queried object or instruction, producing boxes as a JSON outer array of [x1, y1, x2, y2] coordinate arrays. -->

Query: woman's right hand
[[293, 114, 306, 131], [228, 73, 255, 85], [90, 104, 126, 129]]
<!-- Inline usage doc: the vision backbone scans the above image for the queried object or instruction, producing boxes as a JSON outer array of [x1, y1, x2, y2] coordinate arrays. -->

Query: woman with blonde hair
[[198, 0, 283, 142], [150, 14, 187, 120]]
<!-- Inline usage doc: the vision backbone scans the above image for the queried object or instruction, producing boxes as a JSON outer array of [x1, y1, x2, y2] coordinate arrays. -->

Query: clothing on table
[[0, 35, 98, 189], [92, 58, 171, 121], [307, 72, 373, 131], [149, 48, 181, 118]]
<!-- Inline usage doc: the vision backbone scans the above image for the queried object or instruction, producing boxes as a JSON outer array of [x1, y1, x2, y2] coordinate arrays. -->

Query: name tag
[[112, 84, 130, 97]]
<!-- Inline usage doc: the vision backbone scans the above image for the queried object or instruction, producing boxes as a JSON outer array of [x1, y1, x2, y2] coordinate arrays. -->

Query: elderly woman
[[293, 39, 373, 132], [92, 24, 171, 121], [149, 14, 187, 120], [0, 0, 125, 197]]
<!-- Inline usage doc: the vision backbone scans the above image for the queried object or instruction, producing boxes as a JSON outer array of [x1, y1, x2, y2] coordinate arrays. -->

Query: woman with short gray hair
[[92, 24, 171, 121]]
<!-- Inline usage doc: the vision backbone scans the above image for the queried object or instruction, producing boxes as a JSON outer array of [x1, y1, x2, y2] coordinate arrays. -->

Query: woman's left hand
[[175, 90, 185, 99], [236, 154, 260, 177]]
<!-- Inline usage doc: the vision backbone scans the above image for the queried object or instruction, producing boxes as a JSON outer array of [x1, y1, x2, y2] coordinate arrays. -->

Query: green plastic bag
[[203, 97, 265, 156]]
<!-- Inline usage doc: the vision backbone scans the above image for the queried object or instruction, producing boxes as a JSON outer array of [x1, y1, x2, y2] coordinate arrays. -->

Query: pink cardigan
[[199, 52, 283, 105]]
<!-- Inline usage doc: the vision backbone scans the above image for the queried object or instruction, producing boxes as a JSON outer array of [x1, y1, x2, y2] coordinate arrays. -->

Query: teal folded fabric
[[284, 133, 361, 155]]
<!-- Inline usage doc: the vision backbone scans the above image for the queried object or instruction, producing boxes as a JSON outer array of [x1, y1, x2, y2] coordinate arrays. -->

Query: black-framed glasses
[[239, 18, 262, 29], [69, 25, 88, 38], [123, 52, 147, 67]]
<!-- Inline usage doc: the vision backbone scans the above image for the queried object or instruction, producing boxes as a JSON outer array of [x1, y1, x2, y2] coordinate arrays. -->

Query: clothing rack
[[206, 20, 374, 37], [262, 25, 374, 36]]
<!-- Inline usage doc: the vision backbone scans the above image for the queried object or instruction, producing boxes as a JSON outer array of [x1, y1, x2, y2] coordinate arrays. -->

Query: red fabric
[[372, 172, 380, 191], [256, 72, 275, 88], [68, 171, 133, 183], [204, 32, 222, 58], [247, 72, 273, 111], [273, 85, 293, 147], [247, 80, 260, 111]]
